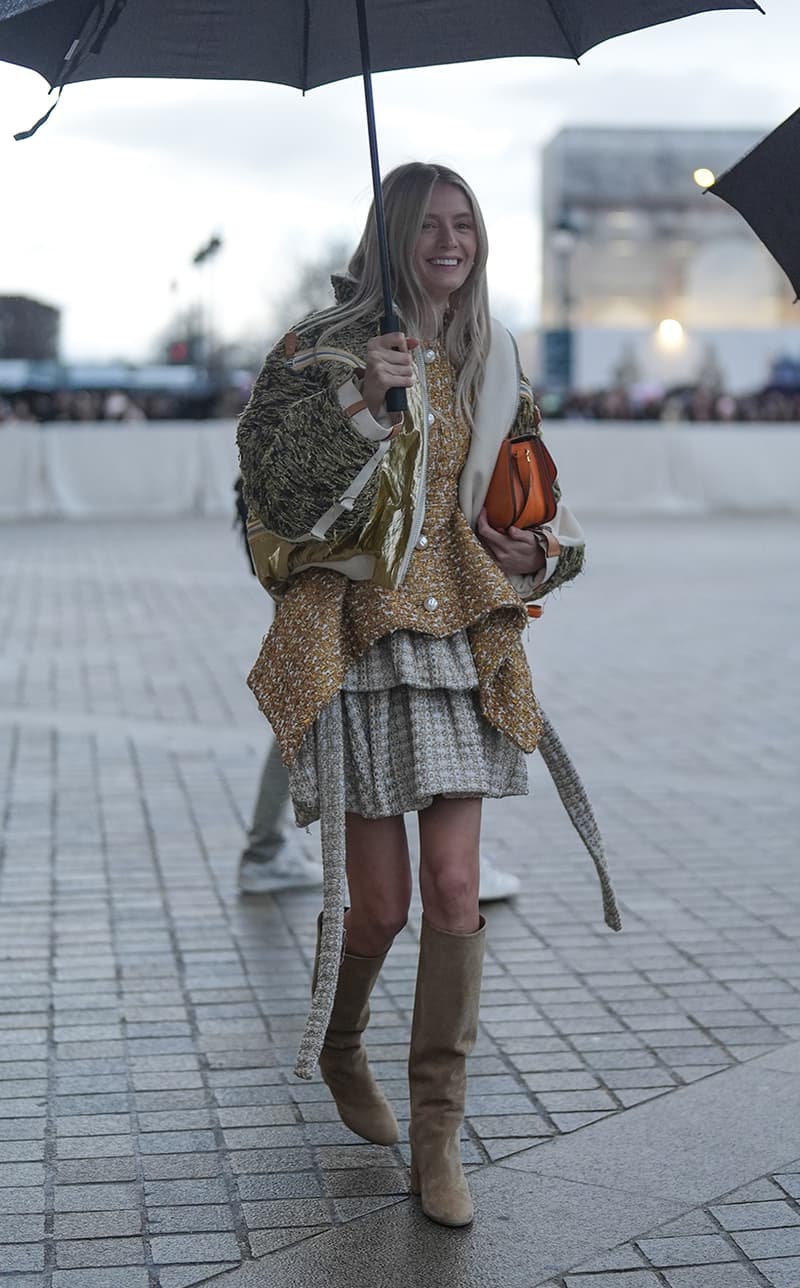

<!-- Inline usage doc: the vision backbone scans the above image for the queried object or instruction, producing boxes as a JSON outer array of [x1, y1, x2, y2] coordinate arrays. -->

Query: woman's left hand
[[477, 508, 546, 577]]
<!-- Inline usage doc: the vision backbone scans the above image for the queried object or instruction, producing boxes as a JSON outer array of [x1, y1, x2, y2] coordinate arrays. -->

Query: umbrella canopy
[[710, 108, 800, 301], [0, 0, 766, 410], [0, 0, 764, 93]]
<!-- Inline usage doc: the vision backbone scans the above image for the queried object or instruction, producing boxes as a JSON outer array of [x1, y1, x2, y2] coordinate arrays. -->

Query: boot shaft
[[407, 916, 486, 1228], [408, 916, 486, 1102], [311, 913, 389, 1043]]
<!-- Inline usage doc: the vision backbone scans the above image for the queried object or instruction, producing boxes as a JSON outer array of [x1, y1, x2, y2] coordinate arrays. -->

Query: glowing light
[[693, 167, 716, 189], [657, 319, 685, 350]]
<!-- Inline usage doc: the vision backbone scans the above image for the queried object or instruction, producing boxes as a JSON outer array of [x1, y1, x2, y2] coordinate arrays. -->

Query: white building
[[539, 127, 799, 393]]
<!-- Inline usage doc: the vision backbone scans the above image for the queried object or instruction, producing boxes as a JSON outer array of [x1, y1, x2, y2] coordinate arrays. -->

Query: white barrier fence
[[0, 422, 237, 520], [1, 420, 799, 519]]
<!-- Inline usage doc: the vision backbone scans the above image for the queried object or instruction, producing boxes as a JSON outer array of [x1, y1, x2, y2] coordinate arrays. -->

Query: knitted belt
[[292, 702, 621, 1080]]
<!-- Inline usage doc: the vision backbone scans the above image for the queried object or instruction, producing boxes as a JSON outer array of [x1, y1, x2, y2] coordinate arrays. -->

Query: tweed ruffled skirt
[[288, 628, 528, 826]]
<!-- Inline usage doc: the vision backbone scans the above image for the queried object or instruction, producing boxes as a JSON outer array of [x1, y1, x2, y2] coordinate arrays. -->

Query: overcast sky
[[0, 0, 798, 362]]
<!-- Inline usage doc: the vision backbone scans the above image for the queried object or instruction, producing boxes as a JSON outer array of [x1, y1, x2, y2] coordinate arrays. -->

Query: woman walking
[[237, 162, 614, 1227]]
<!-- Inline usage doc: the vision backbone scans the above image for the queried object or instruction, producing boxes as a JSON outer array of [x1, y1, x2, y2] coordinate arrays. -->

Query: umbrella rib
[[543, 0, 581, 60], [88, 0, 126, 56], [51, 0, 108, 86]]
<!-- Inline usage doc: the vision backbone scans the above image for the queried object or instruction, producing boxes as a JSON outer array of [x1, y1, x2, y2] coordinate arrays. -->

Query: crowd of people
[[3, 381, 800, 426], [545, 384, 800, 422], [0, 388, 219, 423]]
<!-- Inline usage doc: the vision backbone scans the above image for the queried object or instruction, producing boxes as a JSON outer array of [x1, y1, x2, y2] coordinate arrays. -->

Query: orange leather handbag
[[484, 434, 558, 531]]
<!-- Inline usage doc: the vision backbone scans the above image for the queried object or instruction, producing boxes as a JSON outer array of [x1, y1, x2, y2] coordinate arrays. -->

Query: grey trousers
[[241, 740, 292, 864]]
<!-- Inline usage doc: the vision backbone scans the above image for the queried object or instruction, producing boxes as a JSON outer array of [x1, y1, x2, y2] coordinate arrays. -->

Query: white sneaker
[[479, 857, 521, 902], [238, 852, 323, 894]]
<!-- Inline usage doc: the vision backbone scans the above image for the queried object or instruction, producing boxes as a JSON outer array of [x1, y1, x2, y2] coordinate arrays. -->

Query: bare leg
[[344, 812, 413, 956], [417, 796, 482, 933]]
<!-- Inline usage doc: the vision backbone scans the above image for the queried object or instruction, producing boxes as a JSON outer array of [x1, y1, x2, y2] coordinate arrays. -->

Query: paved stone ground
[[549, 1163, 800, 1288], [0, 513, 798, 1287]]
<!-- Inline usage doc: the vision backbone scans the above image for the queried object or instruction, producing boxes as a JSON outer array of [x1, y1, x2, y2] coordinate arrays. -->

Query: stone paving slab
[[201, 1045, 800, 1288], [0, 514, 798, 1287], [497, 1041, 800, 1204], [202, 1169, 683, 1288], [546, 1158, 800, 1288]]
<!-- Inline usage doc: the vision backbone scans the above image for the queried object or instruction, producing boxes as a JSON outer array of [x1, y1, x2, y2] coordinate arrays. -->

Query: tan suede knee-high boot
[[408, 915, 486, 1227], [313, 920, 399, 1146]]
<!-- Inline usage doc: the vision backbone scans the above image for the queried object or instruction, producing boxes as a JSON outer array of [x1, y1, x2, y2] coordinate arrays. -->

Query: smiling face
[[413, 182, 478, 310]]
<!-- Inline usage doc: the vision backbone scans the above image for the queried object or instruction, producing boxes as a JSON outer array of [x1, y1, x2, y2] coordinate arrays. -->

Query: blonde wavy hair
[[314, 162, 491, 426]]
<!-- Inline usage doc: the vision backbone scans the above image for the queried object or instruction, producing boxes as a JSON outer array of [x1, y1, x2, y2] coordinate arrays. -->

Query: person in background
[[235, 477, 522, 901], [237, 737, 522, 900]]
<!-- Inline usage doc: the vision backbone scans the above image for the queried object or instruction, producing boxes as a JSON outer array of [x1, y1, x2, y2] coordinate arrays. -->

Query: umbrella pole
[[355, 0, 406, 413]]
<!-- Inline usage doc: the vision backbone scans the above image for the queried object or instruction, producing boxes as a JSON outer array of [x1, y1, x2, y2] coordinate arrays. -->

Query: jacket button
[[424, 595, 438, 612], [424, 348, 436, 363], [416, 534, 429, 550], [427, 412, 435, 426]]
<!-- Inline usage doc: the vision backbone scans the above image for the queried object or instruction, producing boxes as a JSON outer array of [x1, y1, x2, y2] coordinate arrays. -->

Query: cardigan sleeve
[[236, 328, 396, 544], [506, 376, 586, 603]]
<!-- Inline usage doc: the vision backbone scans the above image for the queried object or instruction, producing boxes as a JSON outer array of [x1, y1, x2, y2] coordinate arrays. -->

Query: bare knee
[[359, 899, 408, 942], [346, 901, 408, 957], [345, 812, 411, 955], [417, 797, 481, 932], [420, 860, 479, 931]]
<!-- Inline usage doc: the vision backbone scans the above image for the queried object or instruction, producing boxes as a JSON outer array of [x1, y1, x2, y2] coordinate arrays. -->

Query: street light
[[192, 234, 223, 267], [192, 233, 223, 369], [656, 318, 685, 350]]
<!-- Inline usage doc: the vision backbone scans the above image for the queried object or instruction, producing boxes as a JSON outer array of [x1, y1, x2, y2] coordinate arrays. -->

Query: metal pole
[[354, 0, 406, 413]]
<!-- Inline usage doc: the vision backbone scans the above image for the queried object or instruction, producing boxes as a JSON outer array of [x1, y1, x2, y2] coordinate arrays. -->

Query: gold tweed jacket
[[236, 310, 586, 605]]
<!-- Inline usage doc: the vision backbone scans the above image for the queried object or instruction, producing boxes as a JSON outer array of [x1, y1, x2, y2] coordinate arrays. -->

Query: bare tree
[[272, 239, 350, 332], [221, 239, 351, 370]]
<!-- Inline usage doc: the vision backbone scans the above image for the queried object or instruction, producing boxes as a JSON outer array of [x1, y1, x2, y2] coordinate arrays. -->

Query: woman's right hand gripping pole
[[361, 332, 419, 425]]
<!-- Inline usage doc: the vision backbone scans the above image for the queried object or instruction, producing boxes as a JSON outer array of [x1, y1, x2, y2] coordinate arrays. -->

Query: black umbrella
[[1, 0, 765, 408], [710, 107, 800, 301]]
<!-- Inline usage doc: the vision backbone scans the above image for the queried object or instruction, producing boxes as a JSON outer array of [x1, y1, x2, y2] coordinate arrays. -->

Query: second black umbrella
[[710, 108, 800, 301]]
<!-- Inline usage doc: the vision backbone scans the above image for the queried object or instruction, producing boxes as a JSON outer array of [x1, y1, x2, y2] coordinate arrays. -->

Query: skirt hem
[[292, 781, 529, 829]]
